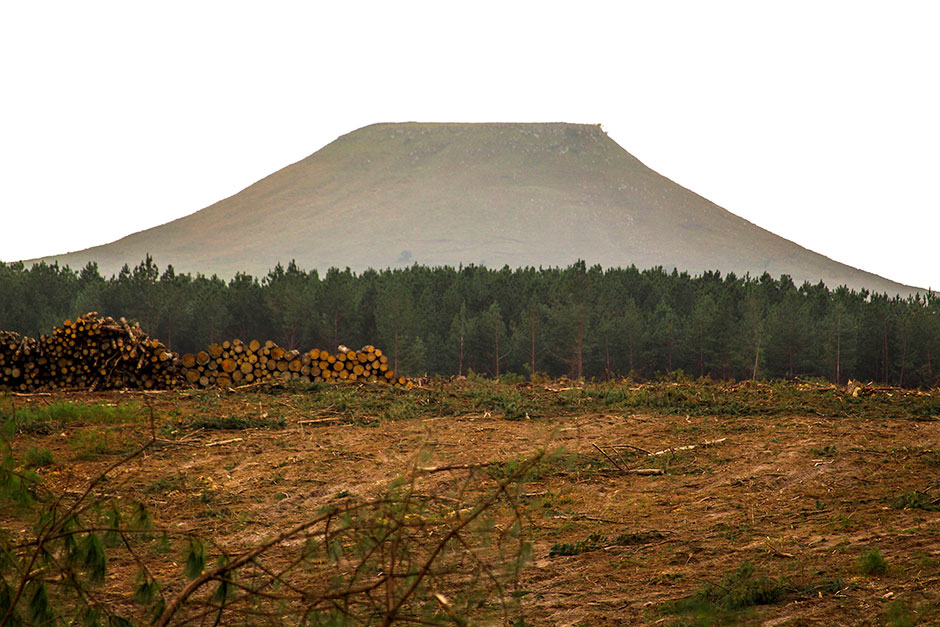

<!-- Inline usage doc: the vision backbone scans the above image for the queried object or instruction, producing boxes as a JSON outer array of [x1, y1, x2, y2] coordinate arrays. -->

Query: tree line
[[1, 257, 938, 387]]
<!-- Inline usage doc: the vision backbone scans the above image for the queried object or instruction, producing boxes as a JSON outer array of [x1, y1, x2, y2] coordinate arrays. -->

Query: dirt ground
[[5, 383, 940, 625]]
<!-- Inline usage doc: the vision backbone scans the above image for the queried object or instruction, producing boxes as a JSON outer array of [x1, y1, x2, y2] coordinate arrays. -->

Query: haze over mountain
[[29, 122, 918, 295]]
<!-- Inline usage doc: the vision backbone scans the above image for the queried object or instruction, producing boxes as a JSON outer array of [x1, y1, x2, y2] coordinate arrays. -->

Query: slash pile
[[0, 313, 179, 391], [180, 341, 410, 388]]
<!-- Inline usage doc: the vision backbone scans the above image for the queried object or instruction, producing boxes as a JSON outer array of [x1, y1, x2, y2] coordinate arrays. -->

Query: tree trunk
[[882, 315, 889, 383], [574, 319, 584, 379], [834, 312, 841, 385], [627, 333, 635, 374], [698, 325, 704, 378], [604, 334, 612, 380], [494, 328, 500, 378], [393, 331, 399, 374], [530, 324, 536, 376]]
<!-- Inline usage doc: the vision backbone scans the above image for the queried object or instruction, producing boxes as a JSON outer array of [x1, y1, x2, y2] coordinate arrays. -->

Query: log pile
[[0, 331, 43, 392], [2, 314, 412, 392], [180, 341, 411, 388], [0, 313, 180, 391]]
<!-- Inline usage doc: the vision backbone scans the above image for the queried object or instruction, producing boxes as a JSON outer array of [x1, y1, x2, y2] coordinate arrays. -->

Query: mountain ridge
[[25, 122, 920, 296]]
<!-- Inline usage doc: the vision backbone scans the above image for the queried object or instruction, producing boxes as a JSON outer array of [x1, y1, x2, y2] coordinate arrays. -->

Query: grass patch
[[1, 400, 140, 434], [23, 446, 54, 468], [810, 445, 837, 457], [549, 529, 667, 555], [148, 473, 187, 494], [459, 380, 538, 420], [658, 561, 786, 622], [176, 378, 940, 427], [549, 532, 607, 557], [612, 530, 667, 545], [69, 429, 125, 460], [488, 448, 602, 482], [883, 600, 916, 627], [891, 491, 940, 512], [180, 413, 286, 431], [857, 547, 888, 576]]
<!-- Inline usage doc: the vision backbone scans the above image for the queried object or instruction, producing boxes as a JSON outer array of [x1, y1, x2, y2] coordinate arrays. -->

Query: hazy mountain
[[28, 122, 918, 295]]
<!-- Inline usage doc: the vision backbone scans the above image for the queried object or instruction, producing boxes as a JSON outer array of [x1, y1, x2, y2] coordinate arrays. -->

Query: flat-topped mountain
[[29, 122, 918, 295]]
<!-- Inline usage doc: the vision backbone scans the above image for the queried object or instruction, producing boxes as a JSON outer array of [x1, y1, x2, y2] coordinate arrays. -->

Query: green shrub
[[612, 530, 666, 545], [883, 600, 915, 627], [70, 430, 112, 460], [857, 547, 888, 576], [810, 445, 837, 458], [549, 532, 607, 557], [891, 490, 940, 511], [24, 446, 54, 468]]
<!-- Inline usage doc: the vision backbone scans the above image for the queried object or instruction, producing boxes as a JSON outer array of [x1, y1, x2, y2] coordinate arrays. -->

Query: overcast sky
[[2, 1, 938, 290]]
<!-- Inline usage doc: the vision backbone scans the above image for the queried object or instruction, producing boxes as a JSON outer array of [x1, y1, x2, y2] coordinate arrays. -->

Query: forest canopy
[[1, 257, 937, 387]]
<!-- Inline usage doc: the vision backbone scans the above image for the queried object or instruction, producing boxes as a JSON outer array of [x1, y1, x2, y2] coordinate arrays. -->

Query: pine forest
[[2, 257, 938, 388]]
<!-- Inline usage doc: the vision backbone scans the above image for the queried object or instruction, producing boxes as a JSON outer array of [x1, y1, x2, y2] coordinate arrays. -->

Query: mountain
[[28, 122, 918, 295]]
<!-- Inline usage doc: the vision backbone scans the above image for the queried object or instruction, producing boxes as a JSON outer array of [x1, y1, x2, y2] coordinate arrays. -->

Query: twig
[[298, 417, 345, 425], [178, 427, 205, 442], [153, 506, 343, 626], [416, 463, 491, 473], [153, 438, 200, 448], [611, 443, 652, 455], [628, 468, 665, 476], [592, 443, 626, 473], [552, 514, 670, 527], [233, 380, 269, 390], [206, 437, 244, 447], [651, 438, 727, 456], [764, 538, 795, 558]]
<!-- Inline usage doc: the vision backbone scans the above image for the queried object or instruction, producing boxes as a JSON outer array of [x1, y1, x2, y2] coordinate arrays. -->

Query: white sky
[[1, 1, 938, 290]]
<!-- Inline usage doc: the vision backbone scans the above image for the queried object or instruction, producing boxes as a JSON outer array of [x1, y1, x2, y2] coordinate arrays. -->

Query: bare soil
[[5, 383, 940, 625]]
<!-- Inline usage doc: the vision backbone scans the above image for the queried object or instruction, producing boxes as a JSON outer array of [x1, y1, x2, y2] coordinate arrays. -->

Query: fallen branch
[[610, 443, 652, 455], [415, 463, 492, 474], [298, 417, 345, 425], [764, 538, 795, 558], [651, 437, 727, 456], [177, 427, 205, 442], [592, 443, 626, 472], [206, 437, 244, 447]]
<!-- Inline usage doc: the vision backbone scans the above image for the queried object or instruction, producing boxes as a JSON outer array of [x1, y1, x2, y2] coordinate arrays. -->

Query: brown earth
[[4, 384, 940, 625]]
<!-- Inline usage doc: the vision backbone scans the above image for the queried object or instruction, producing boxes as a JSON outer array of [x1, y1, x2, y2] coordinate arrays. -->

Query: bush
[[24, 446, 54, 468], [883, 600, 916, 627], [549, 532, 607, 557], [857, 547, 888, 576]]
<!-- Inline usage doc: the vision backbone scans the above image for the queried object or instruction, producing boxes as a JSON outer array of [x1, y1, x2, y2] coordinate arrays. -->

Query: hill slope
[[29, 122, 918, 294]]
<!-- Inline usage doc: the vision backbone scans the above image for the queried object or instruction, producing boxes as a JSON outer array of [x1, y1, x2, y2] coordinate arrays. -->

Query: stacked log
[[181, 342, 410, 388], [0, 313, 180, 391], [0, 331, 43, 391], [180, 339, 293, 388], [2, 314, 412, 391], [306, 344, 407, 385]]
